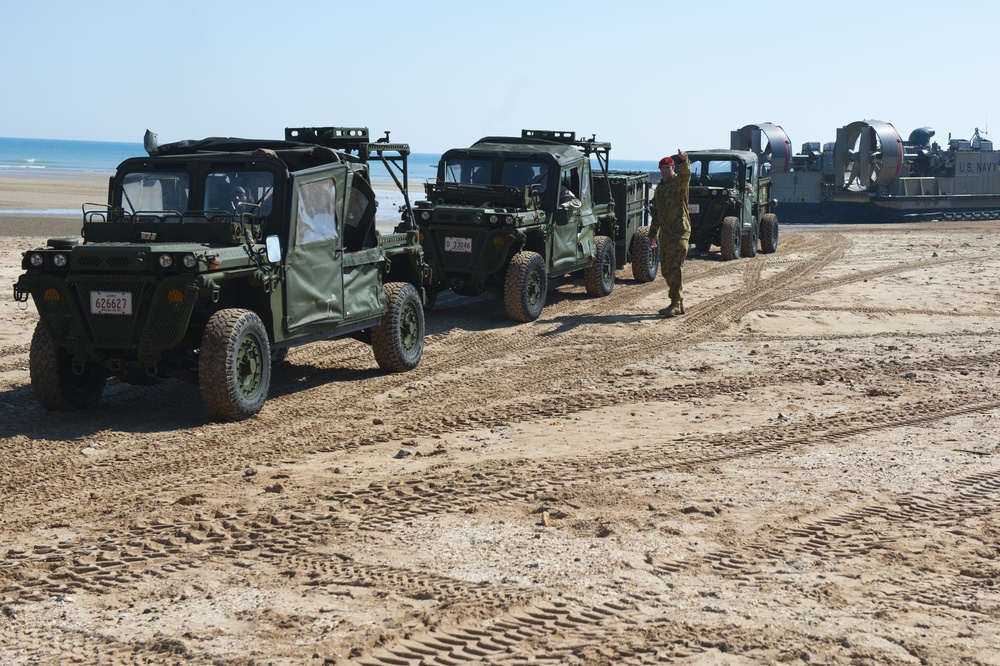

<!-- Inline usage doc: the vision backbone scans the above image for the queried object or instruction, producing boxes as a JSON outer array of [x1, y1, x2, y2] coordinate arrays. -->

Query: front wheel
[[199, 309, 271, 421], [29, 321, 107, 410], [630, 226, 659, 283], [720, 216, 742, 261], [372, 282, 425, 372], [760, 213, 779, 254], [504, 250, 547, 322], [584, 235, 615, 296]]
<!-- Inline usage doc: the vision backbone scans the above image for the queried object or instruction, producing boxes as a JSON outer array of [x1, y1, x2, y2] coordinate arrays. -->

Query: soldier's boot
[[675, 300, 685, 315], [659, 300, 679, 317]]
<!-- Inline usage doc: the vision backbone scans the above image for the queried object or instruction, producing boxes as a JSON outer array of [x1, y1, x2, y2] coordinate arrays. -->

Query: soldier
[[229, 186, 249, 211], [648, 149, 691, 317]]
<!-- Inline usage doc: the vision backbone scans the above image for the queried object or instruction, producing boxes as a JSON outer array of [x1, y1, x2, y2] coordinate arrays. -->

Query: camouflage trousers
[[658, 235, 690, 304]]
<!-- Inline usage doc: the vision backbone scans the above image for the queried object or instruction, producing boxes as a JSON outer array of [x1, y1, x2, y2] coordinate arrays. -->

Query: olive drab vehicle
[[413, 130, 657, 322], [14, 126, 427, 421], [685, 149, 779, 260]]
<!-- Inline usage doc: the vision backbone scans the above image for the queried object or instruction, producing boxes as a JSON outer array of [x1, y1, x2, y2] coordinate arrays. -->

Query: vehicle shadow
[[0, 359, 386, 440], [0, 380, 217, 439], [539, 311, 659, 336], [686, 250, 727, 262]]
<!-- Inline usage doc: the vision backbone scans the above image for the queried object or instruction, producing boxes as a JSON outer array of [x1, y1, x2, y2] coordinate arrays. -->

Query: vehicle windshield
[[441, 158, 551, 191], [500, 161, 548, 190], [119, 171, 191, 215], [204, 170, 275, 216], [697, 159, 742, 184], [442, 158, 492, 185], [112, 169, 275, 221]]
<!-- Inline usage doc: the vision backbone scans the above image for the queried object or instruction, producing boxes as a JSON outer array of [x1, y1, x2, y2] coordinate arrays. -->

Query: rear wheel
[[29, 321, 107, 410], [760, 213, 779, 253], [720, 216, 742, 261], [504, 250, 547, 322], [741, 217, 759, 257], [199, 309, 271, 421], [630, 226, 658, 283], [372, 282, 425, 372], [584, 235, 615, 296]]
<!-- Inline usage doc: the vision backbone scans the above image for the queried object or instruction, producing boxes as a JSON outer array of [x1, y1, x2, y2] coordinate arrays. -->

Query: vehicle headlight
[[158, 254, 173, 268], [53, 253, 68, 268], [29, 253, 44, 267], [421, 211, 431, 221], [182, 254, 197, 269], [489, 215, 499, 224], [505, 216, 514, 225]]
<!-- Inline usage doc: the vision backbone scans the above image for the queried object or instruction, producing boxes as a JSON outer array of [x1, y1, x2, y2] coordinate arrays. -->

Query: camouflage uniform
[[648, 157, 691, 305]]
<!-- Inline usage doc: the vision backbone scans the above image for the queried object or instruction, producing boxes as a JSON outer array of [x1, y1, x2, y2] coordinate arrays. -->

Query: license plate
[[444, 236, 473, 253], [90, 291, 133, 315], [688, 203, 700, 214]]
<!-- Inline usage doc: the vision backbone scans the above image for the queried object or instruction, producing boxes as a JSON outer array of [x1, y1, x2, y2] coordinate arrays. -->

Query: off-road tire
[[741, 217, 759, 258], [630, 226, 659, 283], [720, 216, 742, 261], [29, 321, 107, 410], [199, 309, 271, 421], [584, 235, 615, 297], [760, 213, 779, 254], [372, 282, 425, 372], [504, 250, 547, 322]]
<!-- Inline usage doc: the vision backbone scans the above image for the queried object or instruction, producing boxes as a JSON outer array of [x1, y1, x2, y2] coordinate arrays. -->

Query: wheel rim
[[236, 335, 264, 399], [602, 251, 614, 285], [526, 267, 543, 307], [400, 302, 420, 353]]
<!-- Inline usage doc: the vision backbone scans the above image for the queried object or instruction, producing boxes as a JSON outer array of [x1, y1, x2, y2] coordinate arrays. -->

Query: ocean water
[[1, 136, 657, 180], [0, 137, 145, 174]]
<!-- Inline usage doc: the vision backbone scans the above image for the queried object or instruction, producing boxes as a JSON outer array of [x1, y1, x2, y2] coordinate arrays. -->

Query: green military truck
[[685, 149, 779, 260], [14, 126, 426, 421], [413, 130, 657, 322]]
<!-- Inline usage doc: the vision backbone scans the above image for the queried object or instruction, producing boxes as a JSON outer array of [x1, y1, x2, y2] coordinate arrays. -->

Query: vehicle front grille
[[30, 274, 194, 352], [434, 212, 479, 224], [75, 254, 135, 269], [72, 276, 152, 346]]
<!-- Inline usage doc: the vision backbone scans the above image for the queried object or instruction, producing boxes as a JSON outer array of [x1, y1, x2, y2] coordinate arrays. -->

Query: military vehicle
[[685, 149, 779, 260], [413, 129, 656, 322], [13, 126, 426, 421]]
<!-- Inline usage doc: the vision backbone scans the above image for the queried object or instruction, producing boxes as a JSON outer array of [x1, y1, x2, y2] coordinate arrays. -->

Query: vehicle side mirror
[[265, 235, 282, 262]]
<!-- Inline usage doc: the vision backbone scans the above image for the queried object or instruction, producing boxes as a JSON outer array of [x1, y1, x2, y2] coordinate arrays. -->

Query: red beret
[[658, 156, 675, 167]]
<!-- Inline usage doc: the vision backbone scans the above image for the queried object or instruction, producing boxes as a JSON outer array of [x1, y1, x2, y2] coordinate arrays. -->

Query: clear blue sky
[[2, 0, 996, 160]]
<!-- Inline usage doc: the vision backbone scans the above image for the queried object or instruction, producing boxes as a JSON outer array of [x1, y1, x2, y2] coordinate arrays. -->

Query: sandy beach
[[2, 172, 1000, 664]]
